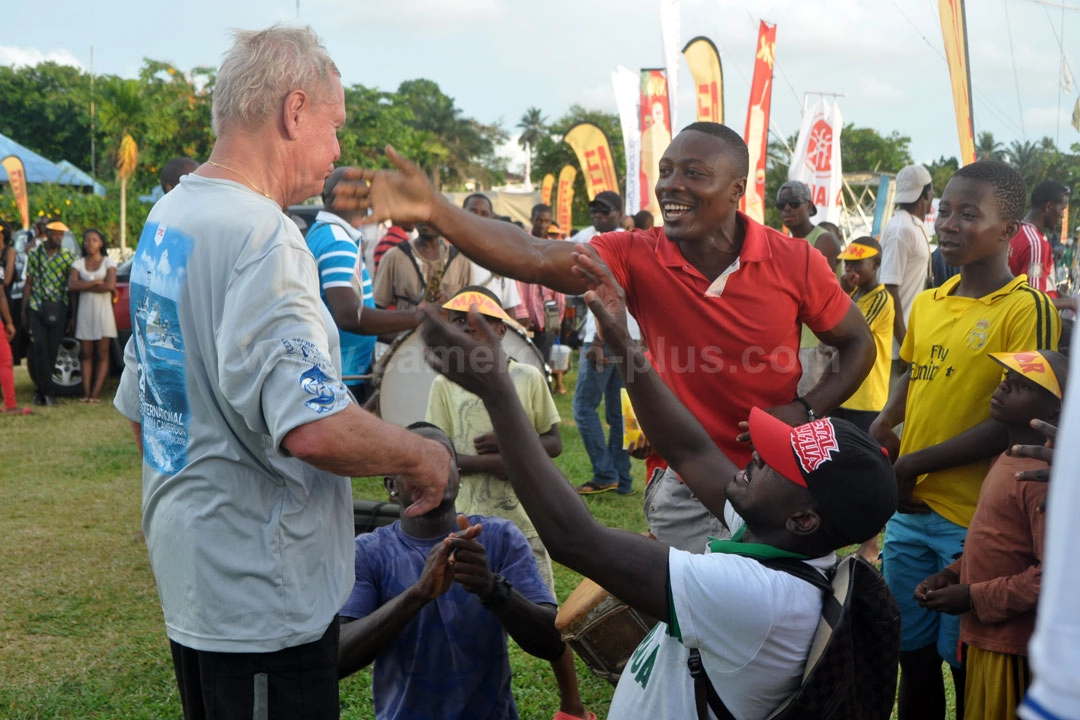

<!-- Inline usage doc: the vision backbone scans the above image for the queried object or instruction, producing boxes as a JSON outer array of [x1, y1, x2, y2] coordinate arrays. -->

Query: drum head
[[373, 327, 550, 427]]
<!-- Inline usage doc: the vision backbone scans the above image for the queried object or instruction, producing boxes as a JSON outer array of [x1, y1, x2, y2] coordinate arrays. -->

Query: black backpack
[[690, 554, 900, 720]]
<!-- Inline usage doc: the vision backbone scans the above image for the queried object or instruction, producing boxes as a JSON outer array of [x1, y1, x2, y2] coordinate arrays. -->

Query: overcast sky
[[5, 0, 1079, 174]]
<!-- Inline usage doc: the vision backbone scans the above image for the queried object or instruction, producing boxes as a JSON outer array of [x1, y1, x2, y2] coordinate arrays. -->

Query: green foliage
[[840, 125, 913, 174], [925, 155, 960, 197], [532, 106, 625, 230], [394, 78, 507, 191], [1, 182, 143, 246], [0, 62, 94, 171]]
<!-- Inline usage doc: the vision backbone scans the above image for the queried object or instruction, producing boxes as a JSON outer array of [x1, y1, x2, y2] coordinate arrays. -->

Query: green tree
[[395, 79, 506, 191], [1006, 139, 1042, 188], [840, 125, 913, 173], [0, 62, 94, 171], [136, 60, 215, 188], [976, 131, 1004, 161], [517, 107, 547, 181], [926, 155, 960, 196]]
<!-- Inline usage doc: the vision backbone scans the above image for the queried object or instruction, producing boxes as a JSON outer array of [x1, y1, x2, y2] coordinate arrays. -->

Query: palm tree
[[975, 131, 1004, 161], [517, 107, 547, 186], [99, 77, 147, 253], [1006, 139, 1043, 188]]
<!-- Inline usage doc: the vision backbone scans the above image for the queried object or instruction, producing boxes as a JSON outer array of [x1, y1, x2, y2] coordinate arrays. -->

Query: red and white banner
[[640, 69, 673, 224], [788, 97, 843, 225], [660, 0, 681, 133], [740, 21, 776, 224], [612, 66, 642, 215]]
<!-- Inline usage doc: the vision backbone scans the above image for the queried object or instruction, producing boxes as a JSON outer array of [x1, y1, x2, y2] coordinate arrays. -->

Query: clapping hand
[[445, 514, 496, 598]]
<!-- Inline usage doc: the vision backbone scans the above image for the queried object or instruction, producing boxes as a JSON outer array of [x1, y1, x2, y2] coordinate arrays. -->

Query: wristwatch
[[794, 396, 818, 422], [482, 573, 513, 609]]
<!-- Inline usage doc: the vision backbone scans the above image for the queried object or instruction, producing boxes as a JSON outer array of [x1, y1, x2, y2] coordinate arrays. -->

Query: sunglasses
[[775, 200, 805, 210], [589, 204, 617, 214]]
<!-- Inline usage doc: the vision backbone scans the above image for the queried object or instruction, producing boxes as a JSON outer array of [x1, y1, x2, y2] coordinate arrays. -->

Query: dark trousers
[[169, 618, 340, 720], [27, 307, 65, 397]]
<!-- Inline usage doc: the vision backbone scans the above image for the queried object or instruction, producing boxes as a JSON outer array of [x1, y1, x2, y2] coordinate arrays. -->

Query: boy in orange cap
[[916, 349, 1067, 720], [425, 285, 594, 720]]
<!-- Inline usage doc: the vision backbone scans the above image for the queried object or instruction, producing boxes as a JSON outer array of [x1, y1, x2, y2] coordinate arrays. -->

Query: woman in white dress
[[68, 228, 116, 402]]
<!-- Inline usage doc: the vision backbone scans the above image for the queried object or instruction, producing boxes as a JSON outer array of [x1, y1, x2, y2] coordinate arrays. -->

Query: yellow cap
[[442, 291, 513, 324], [989, 350, 1063, 398], [837, 243, 880, 261], [45, 221, 71, 232]]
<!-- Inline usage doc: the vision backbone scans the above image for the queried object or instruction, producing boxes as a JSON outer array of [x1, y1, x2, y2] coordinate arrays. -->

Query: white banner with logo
[[612, 65, 642, 215], [660, 0, 681, 133], [788, 97, 844, 225]]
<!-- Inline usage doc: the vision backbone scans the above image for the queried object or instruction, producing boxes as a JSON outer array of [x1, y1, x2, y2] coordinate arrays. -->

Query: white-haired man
[[113, 25, 450, 720]]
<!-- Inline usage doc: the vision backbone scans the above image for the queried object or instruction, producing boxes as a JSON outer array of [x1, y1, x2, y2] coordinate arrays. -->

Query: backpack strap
[[395, 241, 428, 306], [687, 557, 834, 720]]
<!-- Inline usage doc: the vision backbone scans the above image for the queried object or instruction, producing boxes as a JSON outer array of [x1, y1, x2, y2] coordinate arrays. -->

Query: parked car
[[111, 258, 133, 371]]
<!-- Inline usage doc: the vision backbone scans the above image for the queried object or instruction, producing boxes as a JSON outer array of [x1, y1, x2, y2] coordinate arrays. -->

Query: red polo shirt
[[591, 211, 852, 466]]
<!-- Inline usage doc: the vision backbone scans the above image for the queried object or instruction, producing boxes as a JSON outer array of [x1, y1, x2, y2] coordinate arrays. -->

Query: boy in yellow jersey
[[832, 236, 894, 433], [870, 160, 1060, 720], [832, 236, 894, 564]]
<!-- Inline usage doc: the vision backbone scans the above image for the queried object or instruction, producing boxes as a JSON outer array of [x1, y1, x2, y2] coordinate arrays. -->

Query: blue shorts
[[882, 509, 967, 668]]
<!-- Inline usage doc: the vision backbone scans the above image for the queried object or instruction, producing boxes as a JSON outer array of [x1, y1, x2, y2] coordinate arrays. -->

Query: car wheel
[[28, 337, 84, 397]]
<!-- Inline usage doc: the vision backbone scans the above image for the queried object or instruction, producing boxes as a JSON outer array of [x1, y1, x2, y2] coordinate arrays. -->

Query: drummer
[[338, 422, 567, 720], [419, 253, 897, 719], [425, 286, 594, 720]]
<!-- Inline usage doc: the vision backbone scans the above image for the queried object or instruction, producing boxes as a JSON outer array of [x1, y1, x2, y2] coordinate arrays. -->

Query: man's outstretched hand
[[328, 147, 439, 227], [420, 304, 512, 399], [1009, 418, 1056, 483]]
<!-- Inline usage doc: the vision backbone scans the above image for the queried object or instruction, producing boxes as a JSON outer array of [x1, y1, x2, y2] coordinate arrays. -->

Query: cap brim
[[749, 407, 807, 488], [837, 246, 880, 261], [442, 292, 513, 324], [989, 352, 1062, 398], [45, 222, 70, 232]]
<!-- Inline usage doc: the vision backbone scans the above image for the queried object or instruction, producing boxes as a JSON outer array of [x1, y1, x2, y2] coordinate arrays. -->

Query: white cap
[[894, 165, 933, 205]]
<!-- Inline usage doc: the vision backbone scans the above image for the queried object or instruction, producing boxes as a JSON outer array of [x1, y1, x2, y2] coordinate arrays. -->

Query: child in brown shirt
[[916, 349, 1067, 720]]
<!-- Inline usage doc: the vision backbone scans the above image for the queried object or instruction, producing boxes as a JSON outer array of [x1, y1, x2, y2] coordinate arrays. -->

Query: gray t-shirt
[[114, 174, 354, 653]]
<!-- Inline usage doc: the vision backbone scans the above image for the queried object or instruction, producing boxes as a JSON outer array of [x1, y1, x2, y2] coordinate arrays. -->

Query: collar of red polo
[[656, 211, 771, 270]]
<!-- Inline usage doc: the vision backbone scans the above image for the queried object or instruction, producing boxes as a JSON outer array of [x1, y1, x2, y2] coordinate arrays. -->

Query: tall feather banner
[[660, 0, 682, 132], [683, 36, 724, 123], [938, 0, 976, 165], [612, 66, 643, 215], [740, 21, 777, 223]]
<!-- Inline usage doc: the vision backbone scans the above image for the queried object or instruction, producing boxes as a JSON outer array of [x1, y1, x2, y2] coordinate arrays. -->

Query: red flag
[[740, 21, 776, 223]]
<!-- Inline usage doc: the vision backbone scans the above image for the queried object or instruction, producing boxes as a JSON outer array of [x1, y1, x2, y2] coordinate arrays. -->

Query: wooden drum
[[555, 577, 657, 685]]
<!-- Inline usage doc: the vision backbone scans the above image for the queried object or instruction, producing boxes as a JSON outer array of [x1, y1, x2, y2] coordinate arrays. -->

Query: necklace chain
[[207, 160, 274, 201]]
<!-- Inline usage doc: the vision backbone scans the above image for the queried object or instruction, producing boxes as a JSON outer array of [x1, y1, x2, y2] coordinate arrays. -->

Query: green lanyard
[[707, 525, 811, 561]]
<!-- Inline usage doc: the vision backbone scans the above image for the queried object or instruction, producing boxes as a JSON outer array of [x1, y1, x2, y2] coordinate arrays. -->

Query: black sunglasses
[[588, 204, 617, 214], [775, 200, 805, 210]]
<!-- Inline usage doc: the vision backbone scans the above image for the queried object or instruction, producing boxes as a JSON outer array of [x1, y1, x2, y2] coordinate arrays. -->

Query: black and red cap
[[749, 407, 897, 547]]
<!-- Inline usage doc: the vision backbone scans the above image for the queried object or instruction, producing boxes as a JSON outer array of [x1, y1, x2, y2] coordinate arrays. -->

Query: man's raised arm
[[571, 250, 738, 518], [341, 148, 588, 294]]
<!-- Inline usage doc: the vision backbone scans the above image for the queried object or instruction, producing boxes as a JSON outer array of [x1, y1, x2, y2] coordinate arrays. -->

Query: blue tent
[[0, 132, 103, 193], [56, 160, 107, 197]]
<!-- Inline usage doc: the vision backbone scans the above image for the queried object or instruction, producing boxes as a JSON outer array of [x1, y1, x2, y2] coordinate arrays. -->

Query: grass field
[[0, 360, 955, 718]]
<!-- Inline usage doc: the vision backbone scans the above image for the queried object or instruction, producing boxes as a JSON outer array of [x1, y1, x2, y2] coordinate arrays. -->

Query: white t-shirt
[[472, 261, 522, 311], [879, 209, 931, 352], [607, 513, 833, 720]]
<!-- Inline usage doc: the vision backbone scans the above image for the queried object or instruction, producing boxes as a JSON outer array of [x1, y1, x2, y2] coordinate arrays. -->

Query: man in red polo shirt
[[1008, 180, 1070, 308], [359, 121, 875, 552]]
